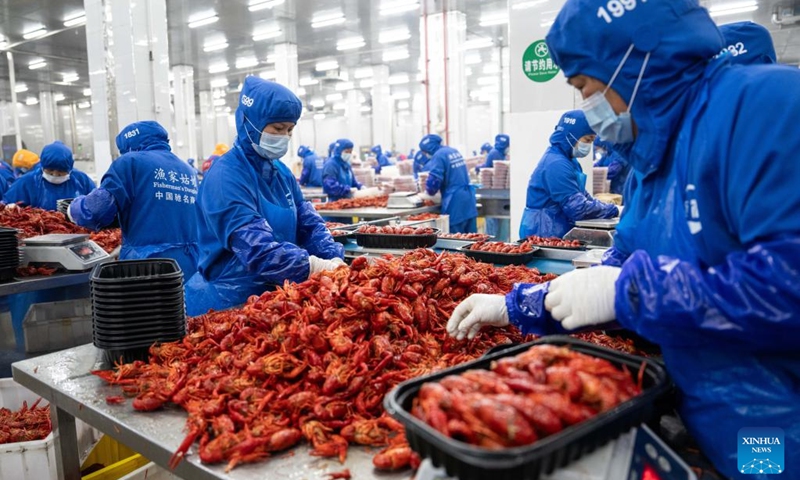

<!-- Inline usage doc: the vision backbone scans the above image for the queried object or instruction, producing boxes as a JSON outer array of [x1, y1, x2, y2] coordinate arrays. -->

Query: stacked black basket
[[91, 259, 186, 363], [0, 227, 21, 283]]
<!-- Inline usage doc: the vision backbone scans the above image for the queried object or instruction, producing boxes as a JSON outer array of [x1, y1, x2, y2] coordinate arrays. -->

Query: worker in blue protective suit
[[327, 142, 336, 159], [371, 145, 392, 174], [447, 1, 800, 478], [519, 111, 618, 239], [297, 145, 324, 187], [593, 138, 632, 197], [719, 21, 777, 66], [185, 77, 345, 316], [0, 160, 15, 196], [480, 142, 492, 156], [412, 150, 428, 180], [68, 121, 200, 278], [418, 134, 477, 233], [11, 149, 39, 178], [3, 141, 95, 210], [322, 139, 362, 202], [475, 134, 509, 173]]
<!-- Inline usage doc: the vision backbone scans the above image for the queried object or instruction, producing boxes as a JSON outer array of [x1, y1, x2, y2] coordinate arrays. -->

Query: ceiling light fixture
[[312, 11, 346, 29], [465, 67, 473, 76], [708, 1, 758, 17], [14, 84, 28, 93], [83, 88, 92, 96], [335, 81, 355, 91], [380, 0, 420, 16], [379, 28, 411, 44], [333, 102, 346, 110], [252, 27, 282, 42], [25, 97, 38, 106], [77, 101, 91, 109], [315, 60, 339, 71], [63, 12, 87, 27], [483, 64, 500, 74], [296, 87, 306, 96], [463, 37, 494, 50], [359, 78, 375, 88], [188, 12, 219, 29], [210, 78, 229, 88], [313, 113, 326, 120], [28, 59, 47, 70], [22, 28, 48, 40], [397, 100, 410, 110], [53, 93, 66, 101], [235, 57, 259, 69], [213, 98, 226, 107], [208, 63, 229, 74], [299, 77, 319, 86], [337, 36, 366, 51], [0, 40, 8, 50], [203, 40, 228, 52], [391, 90, 410, 100], [465, 53, 482, 65], [248, 0, 285, 12], [511, 0, 549, 10], [479, 11, 509, 27], [360, 106, 371, 113], [476, 76, 499, 86], [382, 48, 409, 62], [540, 18, 555, 28], [354, 67, 374, 79], [388, 73, 409, 85], [309, 98, 325, 108], [325, 93, 344, 102], [259, 69, 277, 79], [62, 73, 80, 82]]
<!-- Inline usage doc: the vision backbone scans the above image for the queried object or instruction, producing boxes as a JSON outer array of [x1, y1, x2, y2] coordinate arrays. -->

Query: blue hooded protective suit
[[3, 141, 95, 210], [519, 111, 617, 239], [593, 138, 632, 196], [419, 134, 477, 233], [480, 142, 492, 155], [719, 21, 777, 66], [322, 139, 361, 202], [0, 161, 15, 196], [69, 121, 199, 277], [371, 145, 391, 174], [412, 150, 427, 180], [476, 134, 509, 172], [185, 77, 343, 316], [297, 145, 324, 187], [544, 1, 800, 477]]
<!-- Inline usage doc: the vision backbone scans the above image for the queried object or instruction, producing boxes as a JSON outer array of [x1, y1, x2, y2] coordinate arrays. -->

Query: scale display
[[22, 234, 111, 271]]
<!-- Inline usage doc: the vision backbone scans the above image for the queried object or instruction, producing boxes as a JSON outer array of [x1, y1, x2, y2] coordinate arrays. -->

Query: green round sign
[[522, 40, 559, 83]]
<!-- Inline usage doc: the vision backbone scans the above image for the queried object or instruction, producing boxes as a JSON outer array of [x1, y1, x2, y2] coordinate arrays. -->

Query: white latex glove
[[418, 191, 442, 203], [308, 255, 344, 275], [446, 294, 509, 340], [544, 266, 621, 330], [330, 257, 346, 267], [4, 203, 18, 211], [353, 187, 382, 199]]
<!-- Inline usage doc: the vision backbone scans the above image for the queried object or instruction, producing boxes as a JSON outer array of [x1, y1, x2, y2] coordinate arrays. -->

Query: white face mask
[[43, 172, 70, 184], [573, 141, 593, 158], [341, 153, 352, 163]]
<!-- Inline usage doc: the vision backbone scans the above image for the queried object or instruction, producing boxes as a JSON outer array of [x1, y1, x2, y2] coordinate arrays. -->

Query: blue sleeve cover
[[504, 282, 571, 336], [616, 239, 800, 352], [296, 201, 344, 260], [600, 246, 630, 267], [69, 188, 118, 231], [299, 158, 311, 186], [424, 155, 445, 195], [230, 219, 311, 285], [547, 160, 617, 221], [2, 176, 32, 206]]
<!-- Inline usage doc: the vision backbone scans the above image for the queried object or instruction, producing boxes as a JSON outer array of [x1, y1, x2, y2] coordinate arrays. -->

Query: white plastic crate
[[0, 378, 100, 480], [119, 461, 182, 480]]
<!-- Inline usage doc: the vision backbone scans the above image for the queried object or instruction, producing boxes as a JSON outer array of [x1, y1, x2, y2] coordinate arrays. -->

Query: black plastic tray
[[93, 312, 186, 326], [92, 294, 184, 308], [384, 336, 670, 480], [517, 238, 587, 251], [92, 301, 184, 315], [355, 228, 439, 249], [91, 285, 184, 299], [91, 259, 182, 283], [458, 244, 538, 265], [331, 232, 352, 244], [93, 327, 185, 344], [94, 334, 183, 350], [101, 346, 151, 365], [90, 280, 183, 293], [93, 323, 186, 337]]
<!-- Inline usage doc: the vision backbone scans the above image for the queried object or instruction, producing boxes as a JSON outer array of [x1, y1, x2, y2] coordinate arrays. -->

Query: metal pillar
[[39, 91, 57, 144], [6, 52, 22, 151], [84, 0, 115, 176], [370, 65, 393, 150], [171, 65, 197, 162], [274, 43, 300, 166], [345, 89, 361, 155], [198, 90, 216, 160]]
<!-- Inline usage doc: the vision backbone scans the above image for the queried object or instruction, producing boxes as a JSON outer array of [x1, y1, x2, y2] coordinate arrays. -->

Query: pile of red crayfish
[[93, 249, 556, 471], [438, 233, 491, 241], [413, 345, 643, 448], [325, 222, 348, 230], [357, 225, 435, 235], [405, 213, 439, 221], [315, 196, 389, 211], [0, 398, 52, 444], [468, 241, 534, 254], [521, 236, 583, 249], [571, 332, 653, 357]]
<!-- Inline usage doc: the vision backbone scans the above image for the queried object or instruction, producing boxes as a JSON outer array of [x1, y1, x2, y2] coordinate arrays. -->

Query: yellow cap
[[12, 149, 40, 170], [212, 143, 230, 156]]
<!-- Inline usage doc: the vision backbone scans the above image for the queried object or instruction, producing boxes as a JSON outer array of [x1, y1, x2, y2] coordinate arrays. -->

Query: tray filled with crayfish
[[355, 225, 439, 249], [384, 336, 670, 480], [518, 235, 586, 251], [435, 232, 492, 250], [458, 241, 538, 265]]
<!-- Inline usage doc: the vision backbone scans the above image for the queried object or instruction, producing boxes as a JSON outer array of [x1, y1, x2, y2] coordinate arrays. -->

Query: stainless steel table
[[317, 205, 439, 219], [12, 344, 411, 480], [0, 271, 92, 296]]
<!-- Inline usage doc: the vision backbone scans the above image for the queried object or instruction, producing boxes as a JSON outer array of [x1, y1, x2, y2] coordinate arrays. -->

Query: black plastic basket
[[91, 259, 182, 283], [91, 285, 184, 299], [517, 238, 587, 251], [101, 346, 151, 364], [92, 301, 185, 315], [384, 336, 671, 480], [90, 280, 183, 293], [458, 244, 538, 265], [93, 327, 185, 344], [331, 231, 352, 244], [93, 322, 185, 335], [356, 228, 439, 249]]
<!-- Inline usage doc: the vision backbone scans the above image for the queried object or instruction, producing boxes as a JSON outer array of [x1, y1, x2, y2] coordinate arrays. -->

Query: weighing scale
[[564, 218, 620, 249], [416, 425, 696, 480], [387, 191, 425, 209], [22, 234, 111, 271]]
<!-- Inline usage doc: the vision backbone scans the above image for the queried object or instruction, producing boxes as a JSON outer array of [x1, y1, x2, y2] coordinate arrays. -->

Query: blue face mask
[[245, 117, 290, 159], [581, 45, 650, 146], [572, 141, 593, 158]]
